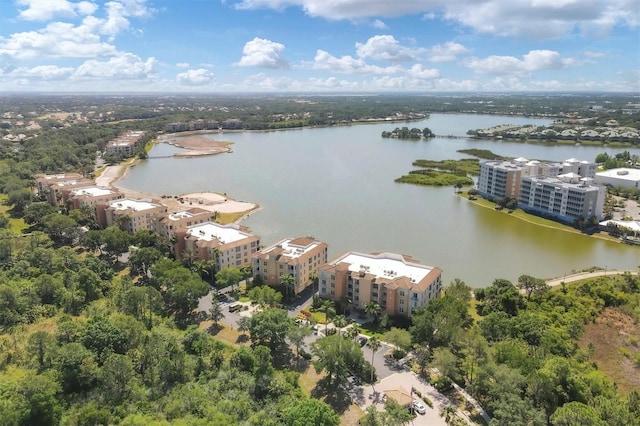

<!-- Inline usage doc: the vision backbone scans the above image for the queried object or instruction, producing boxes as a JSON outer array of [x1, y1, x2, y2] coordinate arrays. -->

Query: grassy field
[[0, 194, 29, 233], [578, 307, 640, 395]]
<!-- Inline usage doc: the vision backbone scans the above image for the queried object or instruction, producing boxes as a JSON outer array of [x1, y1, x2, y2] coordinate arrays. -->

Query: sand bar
[[162, 135, 232, 157]]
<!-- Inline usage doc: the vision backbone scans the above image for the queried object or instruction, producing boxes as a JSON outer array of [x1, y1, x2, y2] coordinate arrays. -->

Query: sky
[[0, 0, 638, 93]]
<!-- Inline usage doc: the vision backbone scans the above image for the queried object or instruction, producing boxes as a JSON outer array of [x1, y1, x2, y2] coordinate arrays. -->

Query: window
[[399, 290, 405, 297], [399, 307, 405, 313], [400, 299, 404, 305]]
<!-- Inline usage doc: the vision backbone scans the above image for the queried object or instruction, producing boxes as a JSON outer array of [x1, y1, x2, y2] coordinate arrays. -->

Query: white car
[[412, 400, 426, 415]]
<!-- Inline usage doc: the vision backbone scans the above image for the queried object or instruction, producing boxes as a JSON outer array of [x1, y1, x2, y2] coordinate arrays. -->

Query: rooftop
[[72, 186, 114, 197], [109, 198, 159, 212], [333, 251, 434, 284], [596, 168, 640, 182], [186, 222, 253, 244], [261, 237, 322, 259]]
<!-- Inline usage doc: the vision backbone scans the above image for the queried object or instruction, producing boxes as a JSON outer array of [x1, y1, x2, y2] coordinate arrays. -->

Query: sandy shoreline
[[95, 158, 258, 221], [161, 134, 233, 157]]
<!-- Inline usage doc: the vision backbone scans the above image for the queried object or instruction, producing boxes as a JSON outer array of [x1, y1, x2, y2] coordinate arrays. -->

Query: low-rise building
[[176, 221, 260, 270], [104, 198, 167, 233], [252, 237, 328, 294], [69, 186, 123, 225], [105, 130, 146, 158], [158, 207, 216, 238], [595, 168, 640, 189], [519, 174, 605, 223], [319, 251, 442, 317], [34, 173, 94, 205]]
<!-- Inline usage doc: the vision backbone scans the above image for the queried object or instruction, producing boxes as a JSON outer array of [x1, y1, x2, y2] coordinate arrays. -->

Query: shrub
[[422, 396, 433, 408]]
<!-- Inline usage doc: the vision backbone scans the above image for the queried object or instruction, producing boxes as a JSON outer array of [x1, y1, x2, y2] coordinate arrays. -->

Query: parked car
[[412, 400, 426, 415], [358, 336, 368, 347]]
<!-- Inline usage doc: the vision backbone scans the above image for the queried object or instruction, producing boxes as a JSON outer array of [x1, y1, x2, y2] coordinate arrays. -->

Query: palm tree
[[333, 314, 348, 335], [309, 271, 318, 295], [366, 336, 381, 385], [280, 274, 296, 301], [345, 323, 361, 340], [364, 301, 382, 324], [320, 299, 336, 336]]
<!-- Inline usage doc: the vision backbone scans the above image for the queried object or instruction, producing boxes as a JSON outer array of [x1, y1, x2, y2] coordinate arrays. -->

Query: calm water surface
[[119, 114, 639, 287]]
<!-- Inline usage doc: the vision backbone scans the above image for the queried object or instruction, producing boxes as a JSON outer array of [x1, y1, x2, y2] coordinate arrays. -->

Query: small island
[[395, 149, 507, 187], [381, 126, 434, 139]]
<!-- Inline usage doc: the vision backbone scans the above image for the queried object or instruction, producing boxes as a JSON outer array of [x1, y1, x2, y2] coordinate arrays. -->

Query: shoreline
[[459, 192, 624, 244], [96, 156, 260, 224]]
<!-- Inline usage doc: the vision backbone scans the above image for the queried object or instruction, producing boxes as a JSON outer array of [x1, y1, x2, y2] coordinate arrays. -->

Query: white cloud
[[371, 19, 387, 29], [17, 0, 98, 21], [428, 41, 469, 62], [407, 64, 439, 79], [8, 65, 75, 80], [0, 21, 118, 59], [237, 37, 289, 69], [74, 52, 156, 79], [176, 62, 190, 68], [176, 68, 214, 85], [307, 50, 402, 75], [355, 35, 423, 62], [231, 0, 639, 39], [465, 50, 573, 76]]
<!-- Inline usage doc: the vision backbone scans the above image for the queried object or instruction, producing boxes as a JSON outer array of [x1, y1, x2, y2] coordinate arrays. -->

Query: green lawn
[[0, 194, 29, 233]]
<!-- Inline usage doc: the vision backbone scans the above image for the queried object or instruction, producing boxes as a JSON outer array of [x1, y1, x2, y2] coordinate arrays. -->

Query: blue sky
[[0, 0, 638, 92]]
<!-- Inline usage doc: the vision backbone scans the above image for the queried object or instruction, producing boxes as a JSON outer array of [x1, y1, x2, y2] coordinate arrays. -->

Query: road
[[545, 269, 638, 287]]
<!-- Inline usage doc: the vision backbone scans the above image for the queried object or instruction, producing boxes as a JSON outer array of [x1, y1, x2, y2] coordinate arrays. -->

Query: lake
[[118, 114, 639, 288]]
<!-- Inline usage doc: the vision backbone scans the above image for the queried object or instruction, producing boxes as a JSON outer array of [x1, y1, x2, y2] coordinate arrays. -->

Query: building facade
[[519, 174, 605, 223], [319, 251, 442, 317], [595, 168, 640, 189], [158, 207, 215, 238], [104, 198, 167, 234], [35, 173, 94, 205], [105, 130, 146, 158], [252, 237, 328, 294], [69, 186, 123, 226], [176, 221, 260, 270]]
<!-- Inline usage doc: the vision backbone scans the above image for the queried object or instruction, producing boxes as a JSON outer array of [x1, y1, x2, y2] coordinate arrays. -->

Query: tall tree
[[366, 336, 381, 384]]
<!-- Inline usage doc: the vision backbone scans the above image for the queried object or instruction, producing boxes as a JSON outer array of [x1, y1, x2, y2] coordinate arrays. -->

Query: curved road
[[545, 269, 638, 287]]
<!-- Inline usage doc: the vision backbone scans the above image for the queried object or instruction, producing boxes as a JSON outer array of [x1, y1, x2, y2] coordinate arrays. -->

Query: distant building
[[319, 251, 442, 317], [252, 237, 328, 295], [34, 173, 94, 205], [176, 221, 260, 270], [519, 174, 605, 223], [105, 198, 167, 233], [105, 130, 146, 158], [69, 186, 123, 225], [595, 168, 640, 189]]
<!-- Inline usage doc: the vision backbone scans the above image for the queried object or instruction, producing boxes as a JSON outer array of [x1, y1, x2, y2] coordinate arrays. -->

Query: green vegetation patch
[[456, 149, 509, 160], [396, 158, 477, 187]]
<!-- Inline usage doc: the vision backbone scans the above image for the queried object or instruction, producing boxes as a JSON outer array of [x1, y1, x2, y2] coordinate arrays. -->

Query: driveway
[[349, 371, 467, 426]]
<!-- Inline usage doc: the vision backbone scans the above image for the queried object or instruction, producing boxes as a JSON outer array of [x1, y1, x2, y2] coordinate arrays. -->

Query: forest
[[0, 94, 639, 425]]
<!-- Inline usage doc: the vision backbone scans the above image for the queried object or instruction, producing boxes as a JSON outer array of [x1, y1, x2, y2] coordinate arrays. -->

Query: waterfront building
[[69, 186, 123, 225], [477, 160, 524, 199], [560, 158, 597, 178], [252, 237, 328, 295], [105, 130, 146, 158], [318, 251, 442, 317], [595, 168, 640, 189], [519, 174, 605, 223], [158, 207, 215, 238], [104, 198, 167, 233], [176, 221, 260, 270], [34, 173, 94, 205]]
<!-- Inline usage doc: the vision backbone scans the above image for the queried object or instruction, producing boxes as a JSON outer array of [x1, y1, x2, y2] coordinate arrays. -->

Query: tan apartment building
[[104, 198, 167, 234], [105, 130, 146, 158], [176, 221, 260, 270], [35, 173, 94, 205], [251, 237, 328, 295], [319, 251, 442, 317], [69, 186, 124, 226], [158, 207, 215, 238]]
